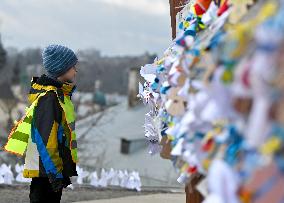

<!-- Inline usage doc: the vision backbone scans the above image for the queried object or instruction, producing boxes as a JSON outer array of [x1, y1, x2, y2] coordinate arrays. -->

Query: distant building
[[128, 67, 144, 108], [76, 100, 179, 187], [120, 136, 146, 155]]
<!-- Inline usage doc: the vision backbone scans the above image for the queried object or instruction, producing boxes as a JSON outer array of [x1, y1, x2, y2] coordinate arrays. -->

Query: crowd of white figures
[[0, 163, 142, 191]]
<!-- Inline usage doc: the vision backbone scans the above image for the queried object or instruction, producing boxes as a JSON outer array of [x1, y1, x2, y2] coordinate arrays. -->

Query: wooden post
[[169, 0, 188, 39], [168, 2, 205, 203], [185, 174, 204, 203]]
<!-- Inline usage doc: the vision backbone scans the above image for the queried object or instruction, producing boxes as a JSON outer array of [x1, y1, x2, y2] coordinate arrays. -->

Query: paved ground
[[74, 193, 185, 203], [0, 184, 184, 203]]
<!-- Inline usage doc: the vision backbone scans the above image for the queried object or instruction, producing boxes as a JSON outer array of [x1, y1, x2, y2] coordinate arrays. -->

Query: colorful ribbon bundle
[[138, 0, 284, 202]]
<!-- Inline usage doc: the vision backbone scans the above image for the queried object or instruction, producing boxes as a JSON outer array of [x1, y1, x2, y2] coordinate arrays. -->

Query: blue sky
[[0, 0, 172, 56]]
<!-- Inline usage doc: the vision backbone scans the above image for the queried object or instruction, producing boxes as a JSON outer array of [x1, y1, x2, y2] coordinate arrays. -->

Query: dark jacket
[[23, 74, 77, 190]]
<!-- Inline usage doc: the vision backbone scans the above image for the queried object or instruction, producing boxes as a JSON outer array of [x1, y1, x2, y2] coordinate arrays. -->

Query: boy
[[4, 44, 79, 203]]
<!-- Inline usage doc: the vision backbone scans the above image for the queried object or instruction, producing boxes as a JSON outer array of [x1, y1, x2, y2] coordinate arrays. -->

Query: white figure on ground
[[15, 163, 31, 183], [76, 165, 89, 185], [89, 171, 99, 187], [0, 163, 14, 184], [110, 169, 120, 186], [98, 168, 108, 187]]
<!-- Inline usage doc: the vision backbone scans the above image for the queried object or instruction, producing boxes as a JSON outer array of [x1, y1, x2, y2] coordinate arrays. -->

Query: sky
[[0, 0, 172, 56]]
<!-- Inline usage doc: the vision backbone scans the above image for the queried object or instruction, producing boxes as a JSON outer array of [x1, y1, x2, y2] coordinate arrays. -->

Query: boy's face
[[58, 66, 78, 84]]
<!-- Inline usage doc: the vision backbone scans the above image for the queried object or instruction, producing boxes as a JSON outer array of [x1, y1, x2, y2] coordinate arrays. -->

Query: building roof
[[76, 99, 179, 187]]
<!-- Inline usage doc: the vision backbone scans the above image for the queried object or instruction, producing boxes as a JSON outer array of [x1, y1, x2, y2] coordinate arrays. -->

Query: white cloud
[[0, 0, 171, 56], [98, 0, 169, 16]]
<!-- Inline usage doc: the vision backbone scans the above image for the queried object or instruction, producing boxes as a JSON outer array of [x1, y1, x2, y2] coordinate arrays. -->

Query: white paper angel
[[132, 171, 142, 192], [76, 166, 89, 185], [126, 172, 136, 190], [89, 171, 99, 187], [119, 170, 129, 188], [15, 163, 31, 183], [0, 163, 14, 185], [109, 169, 120, 186], [98, 168, 108, 187]]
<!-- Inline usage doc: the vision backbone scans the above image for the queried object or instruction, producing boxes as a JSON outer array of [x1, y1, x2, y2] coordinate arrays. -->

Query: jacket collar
[[29, 74, 76, 103]]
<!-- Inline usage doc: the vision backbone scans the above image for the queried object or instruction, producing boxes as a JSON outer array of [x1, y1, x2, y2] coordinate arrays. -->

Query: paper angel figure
[[89, 171, 99, 187], [98, 168, 108, 187], [109, 169, 120, 186], [0, 164, 14, 185], [132, 171, 142, 192], [15, 163, 31, 183], [76, 166, 89, 185], [119, 170, 129, 188]]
